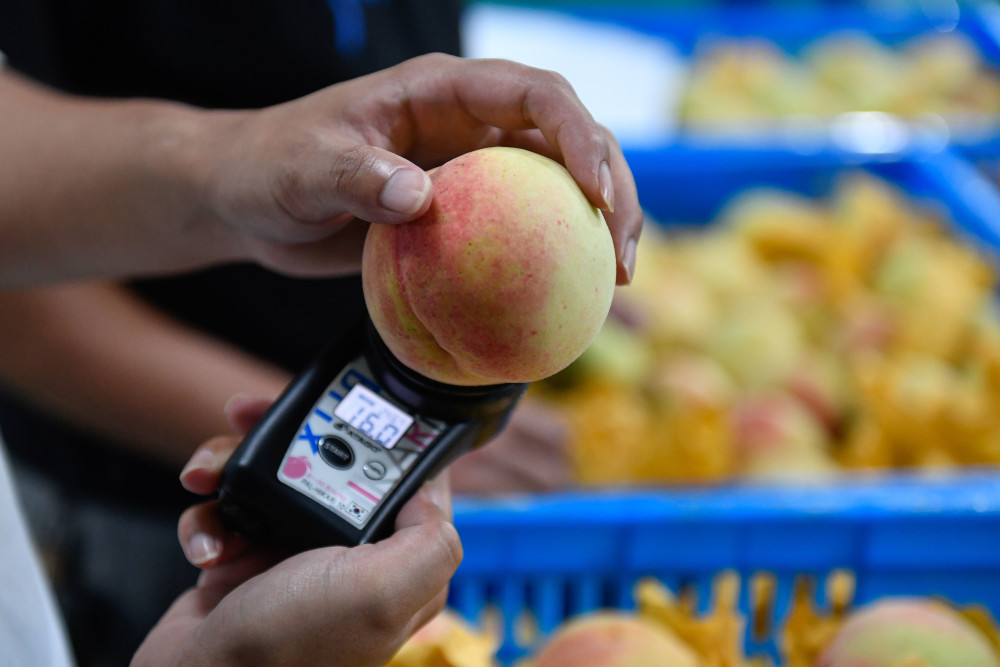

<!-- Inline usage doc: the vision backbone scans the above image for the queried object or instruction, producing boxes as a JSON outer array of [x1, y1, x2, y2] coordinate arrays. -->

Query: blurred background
[[441, 1, 1000, 665], [6, 1, 1000, 666], [461, 0, 1000, 495]]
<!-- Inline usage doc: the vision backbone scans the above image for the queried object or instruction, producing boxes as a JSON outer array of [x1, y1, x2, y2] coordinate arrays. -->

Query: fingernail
[[380, 168, 431, 215], [623, 237, 638, 284], [187, 532, 221, 566], [180, 449, 215, 481], [598, 161, 615, 213]]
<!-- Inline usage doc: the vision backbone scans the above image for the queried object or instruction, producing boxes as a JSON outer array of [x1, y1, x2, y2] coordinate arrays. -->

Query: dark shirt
[[0, 0, 463, 509]]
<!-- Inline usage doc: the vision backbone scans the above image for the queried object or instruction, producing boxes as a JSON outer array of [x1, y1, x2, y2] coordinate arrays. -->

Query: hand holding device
[[217, 317, 526, 551]]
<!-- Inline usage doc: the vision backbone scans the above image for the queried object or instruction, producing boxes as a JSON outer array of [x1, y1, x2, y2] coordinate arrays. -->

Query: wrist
[[140, 103, 251, 269]]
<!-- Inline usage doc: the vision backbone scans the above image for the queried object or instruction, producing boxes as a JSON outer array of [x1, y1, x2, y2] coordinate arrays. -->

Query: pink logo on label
[[403, 423, 437, 449], [283, 455, 311, 479]]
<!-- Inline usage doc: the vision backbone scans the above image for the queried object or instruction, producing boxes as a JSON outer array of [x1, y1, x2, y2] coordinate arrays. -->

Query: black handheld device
[[218, 315, 528, 553]]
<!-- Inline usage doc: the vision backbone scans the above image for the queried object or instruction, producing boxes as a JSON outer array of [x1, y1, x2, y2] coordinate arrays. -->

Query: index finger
[[502, 125, 642, 285], [180, 435, 239, 496], [404, 56, 607, 207]]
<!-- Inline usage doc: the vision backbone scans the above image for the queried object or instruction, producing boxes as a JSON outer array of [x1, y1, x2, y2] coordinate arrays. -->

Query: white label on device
[[277, 357, 445, 528]]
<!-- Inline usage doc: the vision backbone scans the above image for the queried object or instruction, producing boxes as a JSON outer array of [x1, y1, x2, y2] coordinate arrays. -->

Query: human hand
[[132, 398, 461, 667], [450, 398, 573, 495], [199, 53, 642, 283]]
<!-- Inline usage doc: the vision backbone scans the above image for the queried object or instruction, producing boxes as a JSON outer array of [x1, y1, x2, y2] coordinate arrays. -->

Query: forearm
[[0, 282, 290, 468], [0, 68, 242, 286], [0, 55, 644, 288]]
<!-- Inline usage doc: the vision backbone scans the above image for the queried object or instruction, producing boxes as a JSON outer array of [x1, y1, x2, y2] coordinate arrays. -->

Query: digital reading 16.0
[[334, 384, 414, 449]]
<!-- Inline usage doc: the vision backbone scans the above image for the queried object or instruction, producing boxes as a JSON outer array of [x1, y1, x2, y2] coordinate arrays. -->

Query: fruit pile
[[386, 571, 1000, 666], [532, 173, 1000, 485], [679, 32, 1000, 127]]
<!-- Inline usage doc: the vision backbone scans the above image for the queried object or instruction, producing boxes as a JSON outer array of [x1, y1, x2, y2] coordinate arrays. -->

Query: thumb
[[288, 143, 433, 225]]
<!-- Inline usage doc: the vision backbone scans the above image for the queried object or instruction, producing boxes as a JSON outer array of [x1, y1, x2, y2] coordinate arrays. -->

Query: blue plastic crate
[[447, 146, 1000, 664], [451, 472, 1000, 664], [625, 143, 1000, 255]]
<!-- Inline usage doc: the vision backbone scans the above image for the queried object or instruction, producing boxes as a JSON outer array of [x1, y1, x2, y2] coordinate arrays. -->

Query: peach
[[784, 351, 850, 434], [731, 392, 837, 479], [362, 147, 616, 386], [817, 598, 1000, 667], [530, 612, 701, 667]]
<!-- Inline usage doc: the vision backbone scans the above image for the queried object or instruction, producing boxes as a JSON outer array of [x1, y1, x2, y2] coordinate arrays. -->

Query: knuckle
[[271, 142, 381, 222], [584, 126, 608, 149], [330, 145, 380, 197], [537, 68, 575, 96], [271, 158, 315, 222], [435, 521, 464, 573], [587, 128, 611, 156], [414, 52, 454, 68], [601, 121, 618, 140], [595, 121, 617, 147], [400, 52, 456, 81], [362, 583, 413, 639]]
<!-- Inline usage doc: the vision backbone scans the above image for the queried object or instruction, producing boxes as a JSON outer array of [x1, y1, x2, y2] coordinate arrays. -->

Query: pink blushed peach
[[362, 147, 616, 386], [529, 612, 700, 667], [818, 598, 1000, 667]]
